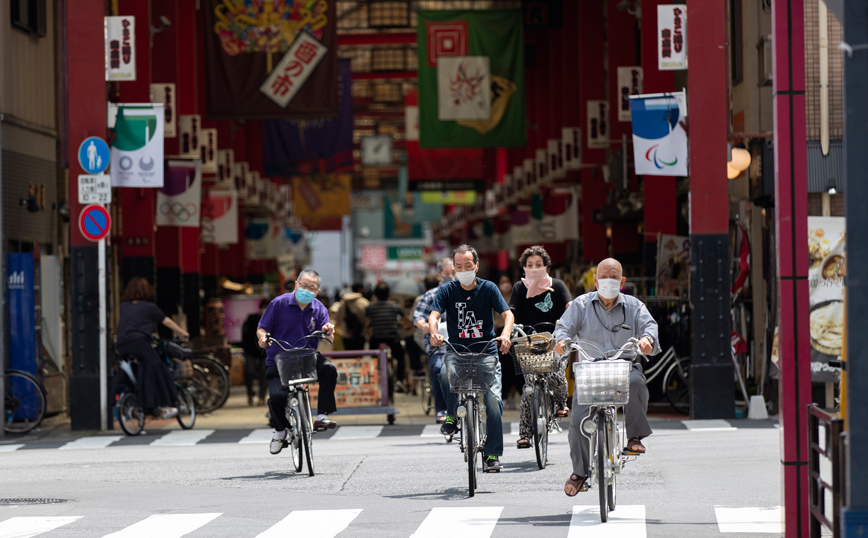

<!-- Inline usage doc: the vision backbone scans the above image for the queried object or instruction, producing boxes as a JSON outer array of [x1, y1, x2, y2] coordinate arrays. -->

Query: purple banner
[[263, 59, 353, 176]]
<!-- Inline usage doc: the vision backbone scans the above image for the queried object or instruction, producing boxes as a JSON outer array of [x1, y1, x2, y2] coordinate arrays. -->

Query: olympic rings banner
[[110, 104, 165, 187], [157, 159, 202, 227]]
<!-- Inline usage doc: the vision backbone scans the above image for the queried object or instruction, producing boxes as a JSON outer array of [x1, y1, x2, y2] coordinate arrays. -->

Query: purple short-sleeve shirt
[[258, 291, 329, 366]]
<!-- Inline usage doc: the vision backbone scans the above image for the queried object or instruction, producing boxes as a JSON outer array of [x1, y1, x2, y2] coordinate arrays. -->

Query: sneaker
[[269, 429, 289, 455], [484, 456, 503, 472], [435, 411, 447, 424], [440, 416, 459, 436], [159, 407, 178, 419], [314, 417, 337, 431]]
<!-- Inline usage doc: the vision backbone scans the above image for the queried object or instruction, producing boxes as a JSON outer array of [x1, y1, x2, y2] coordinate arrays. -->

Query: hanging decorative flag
[[630, 92, 688, 176], [201, 188, 238, 244], [203, 0, 338, 119], [292, 174, 351, 231], [110, 104, 164, 187], [417, 10, 525, 148], [156, 159, 201, 227]]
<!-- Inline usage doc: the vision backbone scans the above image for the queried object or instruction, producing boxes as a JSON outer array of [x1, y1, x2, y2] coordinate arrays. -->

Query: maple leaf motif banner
[[204, 0, 338, 119], [416, 10, 526, 148]]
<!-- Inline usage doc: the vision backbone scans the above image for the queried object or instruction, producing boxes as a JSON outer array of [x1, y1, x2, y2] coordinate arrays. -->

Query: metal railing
[[808, 404, 846, 538]]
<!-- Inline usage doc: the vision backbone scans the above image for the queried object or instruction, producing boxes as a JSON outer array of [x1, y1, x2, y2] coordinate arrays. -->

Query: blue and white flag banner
[[630, 92, 688, 177]]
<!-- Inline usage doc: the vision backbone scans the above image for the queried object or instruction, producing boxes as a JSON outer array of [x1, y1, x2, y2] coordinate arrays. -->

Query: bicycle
[[441, 338, 500, 497], [3, 369, 47, 434], [570, 337, 642, 523], [186, 354, 231, 414], [113, 342, 197, 436], [642, 345, 690, 414], [511, 323, 565, 470], [266, 330, 332, 477]]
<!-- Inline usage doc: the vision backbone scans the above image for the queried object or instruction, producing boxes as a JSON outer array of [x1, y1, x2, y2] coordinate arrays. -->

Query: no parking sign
[[79, 204, 112, 242]]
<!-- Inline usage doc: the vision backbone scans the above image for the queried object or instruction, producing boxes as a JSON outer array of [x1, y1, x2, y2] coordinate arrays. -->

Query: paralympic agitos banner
[[629, 92, 688, 176], [203, 0, 338, 119], [416, 10, 525, 148]]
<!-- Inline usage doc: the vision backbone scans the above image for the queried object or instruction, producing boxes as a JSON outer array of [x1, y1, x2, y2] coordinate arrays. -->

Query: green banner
[[388, 246, 424, 260], [417, 10, 525, 148]]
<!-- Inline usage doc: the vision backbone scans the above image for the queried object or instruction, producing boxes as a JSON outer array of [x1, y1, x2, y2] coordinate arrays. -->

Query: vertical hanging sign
[[587, 101, 609, 149], [617, 67, 643, 121], [150, 83, 176, 137], [105, 17, 136, 81], [657, 5, 687, 70]]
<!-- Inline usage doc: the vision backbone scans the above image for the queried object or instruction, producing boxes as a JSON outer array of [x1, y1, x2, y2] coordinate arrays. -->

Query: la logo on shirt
[[456, 302, 483, 339]]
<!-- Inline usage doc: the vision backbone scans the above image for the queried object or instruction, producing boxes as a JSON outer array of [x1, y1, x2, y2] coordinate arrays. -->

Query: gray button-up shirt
[[553, 291, 661, 361]]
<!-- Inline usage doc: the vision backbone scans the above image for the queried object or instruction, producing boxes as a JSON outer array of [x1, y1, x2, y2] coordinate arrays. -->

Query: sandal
[[555, 406, 570, 418], [626, 437, 646, 454], [564, 474, 587, 497], [516, 437, 531, 449]]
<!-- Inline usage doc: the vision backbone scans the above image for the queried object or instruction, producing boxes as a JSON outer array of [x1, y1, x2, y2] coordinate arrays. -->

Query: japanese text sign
[[105, 17, 136, 81], [657, 5, 687, 70], [260, 32, 329, 108]]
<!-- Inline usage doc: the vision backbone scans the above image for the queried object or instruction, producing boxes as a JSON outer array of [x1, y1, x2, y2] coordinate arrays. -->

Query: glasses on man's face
[[296, 281, 318, 292]]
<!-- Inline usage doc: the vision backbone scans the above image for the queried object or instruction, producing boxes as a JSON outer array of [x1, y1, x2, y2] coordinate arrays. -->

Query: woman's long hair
[[122, 277, 155, 302]]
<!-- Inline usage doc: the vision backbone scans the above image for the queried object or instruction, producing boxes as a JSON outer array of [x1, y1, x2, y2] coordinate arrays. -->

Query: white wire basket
[[572, 360, 632, 405]]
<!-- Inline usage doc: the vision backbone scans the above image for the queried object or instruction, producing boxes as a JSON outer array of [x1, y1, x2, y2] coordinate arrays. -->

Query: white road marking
[[0, 516, 82, 537], [509, 422, 521, 435], [102, 513, 221, 538], [255, 509, 362, 538], [421, 424, 444, 437], [59, 436, 124, 450], [0, 444, 25, 452], [149, 429, 214, 447], [715, 506, 782, 533], [330, 426, 383, 440], [567, 505, 646, 538], [682, 419, 737, 431], [238, 428, 274, 444], [410, 506, 503, 538]]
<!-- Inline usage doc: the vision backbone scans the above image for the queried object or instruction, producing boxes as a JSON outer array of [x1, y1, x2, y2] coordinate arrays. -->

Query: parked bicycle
[[267, 330, 332, 477], [113, 340, 197, 436], [441, 338, 500, 497], [511, 323, 564, 469], [570, 337, 643, 523], [643, 345, 690, 414], [186, 354, 231, 414], [3, 369, 46, 434]]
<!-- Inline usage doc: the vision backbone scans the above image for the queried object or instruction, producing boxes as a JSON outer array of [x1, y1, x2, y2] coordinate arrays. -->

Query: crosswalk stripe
[[255, 509, 362, 538], [101, 513, 221, 538], [0, 444, 25, 452], [330, 425, 383, 440], [420, 424, 443, 437], [149, 430, 215, 446], [567, 505, 646, 538], [0, 516, 82, 537], [239, 428, 273, 444], [682, 419, 736, 431], [715, 506, 782, 533], [410, 507, 503, 538], [59, 436, 124, 450], [509, 422, 521, 435]]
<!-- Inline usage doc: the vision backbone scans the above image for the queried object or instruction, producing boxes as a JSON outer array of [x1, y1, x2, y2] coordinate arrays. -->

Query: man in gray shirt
[[553, 258, 661, 496]]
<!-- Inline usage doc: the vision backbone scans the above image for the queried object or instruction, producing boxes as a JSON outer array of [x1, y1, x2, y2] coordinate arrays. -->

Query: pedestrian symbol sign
[[79, 204, 112, 242], [78, 137, 110, 174]]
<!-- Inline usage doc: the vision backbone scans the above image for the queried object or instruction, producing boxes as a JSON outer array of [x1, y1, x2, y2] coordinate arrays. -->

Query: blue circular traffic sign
[[79, 204, 111, 242], [78, 137, 110, 174]]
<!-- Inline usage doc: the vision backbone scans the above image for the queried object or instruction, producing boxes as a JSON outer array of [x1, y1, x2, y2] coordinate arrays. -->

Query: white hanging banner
[[260, 32, 329, 108], [587, 101, 608, 149], [630, 92, 689, 176], [436, 56, 492, 121], [150, 83, 176, 137], [178, 115, 201, 159], [548, 139, 565, 180], [217, 149, 234, 187], [105, 16, 136, 81], [201, 188, 238, 244], [522, 158, 535, 195], [110, 104, 164, 187], [658, 5, 687, 70], [200, 128, 218, 174], [157, 159, 201, 228], [617, 67, 643, 121], [562, 127, 582, 170], [536, 148, 548, 186]]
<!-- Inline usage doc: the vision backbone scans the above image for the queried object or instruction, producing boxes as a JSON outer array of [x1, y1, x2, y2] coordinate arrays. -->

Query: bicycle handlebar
[[440, 338, 504, 357], [569, 337, 641, 362], [265, 330, 333, 352], [510, 322, 557, 341]]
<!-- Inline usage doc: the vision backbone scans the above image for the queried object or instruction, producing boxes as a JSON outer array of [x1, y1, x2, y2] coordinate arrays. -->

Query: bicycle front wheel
[[664, 358, 691, 415], [465, 399, 477, 497], [116, 391, 145, 436], [597, 413, 610, 522], [175, 385, 196, 429], [533, 383, 548, 470], [4, 370, 46, 434], [189, 355, 230, 413], [300, 392, 315, 477], [288, 396, 303, 472]]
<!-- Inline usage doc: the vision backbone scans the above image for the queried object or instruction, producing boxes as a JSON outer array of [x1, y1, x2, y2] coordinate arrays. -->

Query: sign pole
[[98, 237, 108, 431]]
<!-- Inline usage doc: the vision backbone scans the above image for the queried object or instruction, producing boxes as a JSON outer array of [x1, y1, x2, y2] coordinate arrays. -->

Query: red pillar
[[772, 0, 811, 535]]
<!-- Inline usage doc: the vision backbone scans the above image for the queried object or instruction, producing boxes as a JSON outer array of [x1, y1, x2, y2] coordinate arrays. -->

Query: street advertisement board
[[309, 357, 383, 408], [808, 217, 845, 382]]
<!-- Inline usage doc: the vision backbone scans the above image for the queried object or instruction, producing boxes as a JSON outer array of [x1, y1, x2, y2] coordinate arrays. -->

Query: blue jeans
[[427, 351, 447, 413], [438, 358, 504, 457]]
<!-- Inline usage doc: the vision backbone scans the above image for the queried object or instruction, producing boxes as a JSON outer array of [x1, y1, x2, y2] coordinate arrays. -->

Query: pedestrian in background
[[367, 282, 407, 392], [241, 298, 269, 406], [335, 283, 369, 351]]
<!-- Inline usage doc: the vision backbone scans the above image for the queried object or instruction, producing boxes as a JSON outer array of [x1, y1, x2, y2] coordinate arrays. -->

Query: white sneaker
[[270, 429, 289, 455]]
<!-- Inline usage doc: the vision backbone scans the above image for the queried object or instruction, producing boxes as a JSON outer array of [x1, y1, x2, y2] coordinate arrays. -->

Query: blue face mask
[[296, 288, 316, 304]]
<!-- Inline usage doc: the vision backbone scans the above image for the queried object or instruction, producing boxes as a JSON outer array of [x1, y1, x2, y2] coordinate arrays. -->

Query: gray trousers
[[568, 366, 652, 477]]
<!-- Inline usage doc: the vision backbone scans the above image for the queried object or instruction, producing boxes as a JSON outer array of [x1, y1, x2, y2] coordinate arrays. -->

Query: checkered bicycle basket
[[445, 353, 498, 393], [512, 332, 560, 375], [276, 348, 318, 386], [572, 359, 632, 405]]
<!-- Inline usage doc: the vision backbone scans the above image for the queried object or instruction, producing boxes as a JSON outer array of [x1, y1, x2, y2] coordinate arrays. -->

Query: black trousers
[[265, 353, 337, 431], [116, 338, 177, 410], [371, 336, 406, 381]]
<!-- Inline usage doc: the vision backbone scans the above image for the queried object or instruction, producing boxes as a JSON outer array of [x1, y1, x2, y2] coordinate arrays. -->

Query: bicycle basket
[[172, 358, 194, 380], [445, 353, 498, 393], [512, 332, 560, 375], [276, 348, 318, 385], [572, 360, 632, 405]]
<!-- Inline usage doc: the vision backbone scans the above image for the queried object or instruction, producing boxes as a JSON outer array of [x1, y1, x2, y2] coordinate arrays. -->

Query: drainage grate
[[0, 498, 70, 505]]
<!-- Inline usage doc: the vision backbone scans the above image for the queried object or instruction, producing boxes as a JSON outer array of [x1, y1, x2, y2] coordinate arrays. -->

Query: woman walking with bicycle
[[509, 246, 573, 451], [553, 258, 660, 496]]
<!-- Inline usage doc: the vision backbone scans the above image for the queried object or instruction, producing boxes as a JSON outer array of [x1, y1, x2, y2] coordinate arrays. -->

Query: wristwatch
[[642, 334, 655, 347]]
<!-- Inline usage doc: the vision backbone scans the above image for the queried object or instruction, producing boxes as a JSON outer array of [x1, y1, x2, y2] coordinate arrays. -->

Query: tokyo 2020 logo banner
[[630, 93, 688, 177], [156, 159, 201, 227]]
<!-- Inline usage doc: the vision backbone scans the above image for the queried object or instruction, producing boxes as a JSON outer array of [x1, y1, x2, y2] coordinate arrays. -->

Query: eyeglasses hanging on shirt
[[592, 301, 632, 333]]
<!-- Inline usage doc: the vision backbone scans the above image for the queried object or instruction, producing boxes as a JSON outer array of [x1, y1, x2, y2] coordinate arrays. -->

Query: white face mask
[[456, 270, 477, 286], [596, 278, 621, 300]]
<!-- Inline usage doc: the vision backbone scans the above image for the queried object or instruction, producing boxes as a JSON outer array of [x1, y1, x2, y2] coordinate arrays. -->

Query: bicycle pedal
[[623, 449, 643, 456]]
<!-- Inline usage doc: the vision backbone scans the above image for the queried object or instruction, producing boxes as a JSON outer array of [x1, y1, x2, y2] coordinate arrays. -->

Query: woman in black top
[[116, 277, 190, 418], [509, 246, 573, 449]]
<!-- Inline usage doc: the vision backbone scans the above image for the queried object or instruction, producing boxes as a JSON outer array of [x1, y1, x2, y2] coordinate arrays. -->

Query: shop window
[[11, 0, 46, 37]]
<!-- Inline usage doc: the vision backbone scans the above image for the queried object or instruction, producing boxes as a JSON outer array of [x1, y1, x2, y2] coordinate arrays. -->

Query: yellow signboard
[[420, 190, 477, 205]]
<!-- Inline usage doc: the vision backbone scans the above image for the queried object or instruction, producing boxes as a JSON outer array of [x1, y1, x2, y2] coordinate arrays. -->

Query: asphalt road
[[0, 418, 781, 537]]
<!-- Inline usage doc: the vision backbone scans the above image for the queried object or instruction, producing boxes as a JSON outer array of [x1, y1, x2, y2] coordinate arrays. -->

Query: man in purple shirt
[[257, 269, 338, 455]]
